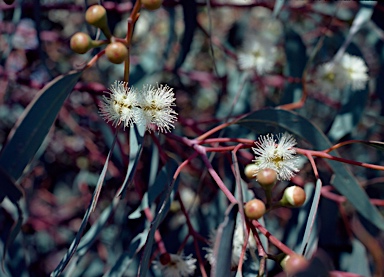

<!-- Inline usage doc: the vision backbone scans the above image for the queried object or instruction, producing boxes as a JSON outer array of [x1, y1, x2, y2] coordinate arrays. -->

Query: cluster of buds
[[70, 2, 163, 63], [243, 133, 306, 221]]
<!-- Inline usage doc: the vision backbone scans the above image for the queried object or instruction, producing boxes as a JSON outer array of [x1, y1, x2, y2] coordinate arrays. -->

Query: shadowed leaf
[[0, 70, 82, 181], [211, 203, 238, 277], [138, 158, 179, 277]]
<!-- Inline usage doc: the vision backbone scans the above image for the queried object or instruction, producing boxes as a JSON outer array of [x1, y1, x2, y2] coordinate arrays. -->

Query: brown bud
[[159, 253, 171, 265], [281, 186, 306, 207], [70, 32, 92, 54], [244, 199, 266, 220], [281, 254, 309, 276], [142, 0, 163, 10], [257, 168, 277, 188], [105, 42, 128, 64]]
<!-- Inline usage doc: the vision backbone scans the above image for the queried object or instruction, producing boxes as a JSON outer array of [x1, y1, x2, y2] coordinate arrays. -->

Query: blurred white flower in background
[[153, 253, 197, 277], [314, 53, 369, 93], [238, 38, 278, 74], [339, 53, 369, 91]]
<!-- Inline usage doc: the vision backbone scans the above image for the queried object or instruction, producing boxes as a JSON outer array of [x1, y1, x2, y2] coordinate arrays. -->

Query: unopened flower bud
[[256, 168, 277, 188], [70, 32, 92, 54], [105, 42, 128, 64], [280, 186, 306, 207], [85, 5, 111, 38], [244, 164, 258, 179], [281, 254, 309, 276], [159, 253, 171, 265], [142, 0, 163, 10], [244, 199, 266, 220]]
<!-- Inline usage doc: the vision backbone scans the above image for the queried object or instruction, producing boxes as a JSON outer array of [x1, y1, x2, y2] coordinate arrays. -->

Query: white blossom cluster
[[314, 53, 369, 93], [237, 7, 282, 75], [153, 253, 197, 277], [252, 133, 299, 181], [99, 81, 178, 133]]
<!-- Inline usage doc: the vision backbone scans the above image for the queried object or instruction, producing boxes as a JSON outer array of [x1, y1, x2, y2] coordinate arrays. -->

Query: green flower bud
[[105, 42, 128, 64], [70, 32, 92, 54]]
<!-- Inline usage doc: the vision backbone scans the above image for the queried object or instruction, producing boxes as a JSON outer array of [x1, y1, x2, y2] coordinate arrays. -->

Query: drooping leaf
[[334, 1, 376, 61], [104, 230, 149, 277], [0, 168, 22, 204], [117, 124, 146, 197], [0, 70, 82, 182], [360, 140, 384, 151], [273, 0, 285, 18], [280, 29, 307, 105], [137, 158, 180, 277], [211, 203, 238, 277], [300, 179, 322, 256], [174, 0, 197, 70], [237, 108, 384, 230], [51, 137, 117, 277]]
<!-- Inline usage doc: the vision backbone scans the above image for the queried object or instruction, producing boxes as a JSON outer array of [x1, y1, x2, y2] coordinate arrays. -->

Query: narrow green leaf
[[137, 158, 179, 277], [0, 168, 22, 204], [273, 0, 284, 18], [237, 108, 384, 230], [51, 140, 116, 277], [0, 70, 82, 181], [211, 203, 238, 277], [300, 179, 322, 256], [104, 230, 149, 277], [360, 140, 384, 151], [334, 1, 376, 61], [117, 124, 145, 197]]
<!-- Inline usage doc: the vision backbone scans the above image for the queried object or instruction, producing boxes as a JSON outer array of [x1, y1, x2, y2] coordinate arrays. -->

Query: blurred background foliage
[[0, 0, 384, 276]]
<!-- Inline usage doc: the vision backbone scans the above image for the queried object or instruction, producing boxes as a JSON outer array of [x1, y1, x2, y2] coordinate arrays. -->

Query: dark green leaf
[[280, 29, 307, 105], [117, 124, 145, 197], [360, 140, 384, 151], [138, 158, 179, 277], [174, 0, 197, 70], [0, 70, 82, 181], [51, 137, 116, 277], [237, 108, 384, 230], [0, 168, 22, 204], [105, 230, 149, 277], [211, 203, 238, 277]]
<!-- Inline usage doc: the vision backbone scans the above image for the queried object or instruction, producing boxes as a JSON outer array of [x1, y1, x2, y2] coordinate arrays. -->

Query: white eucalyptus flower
[[153, 253, 197, 277], [339, 53, 369, 91], [314, 53, 369, 93], [99, 81, 141, 128], [238, 38, 277, 74], [314, 61, 345, 93], [139, 84, 178, 133], [252, 133, 299, 181]]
